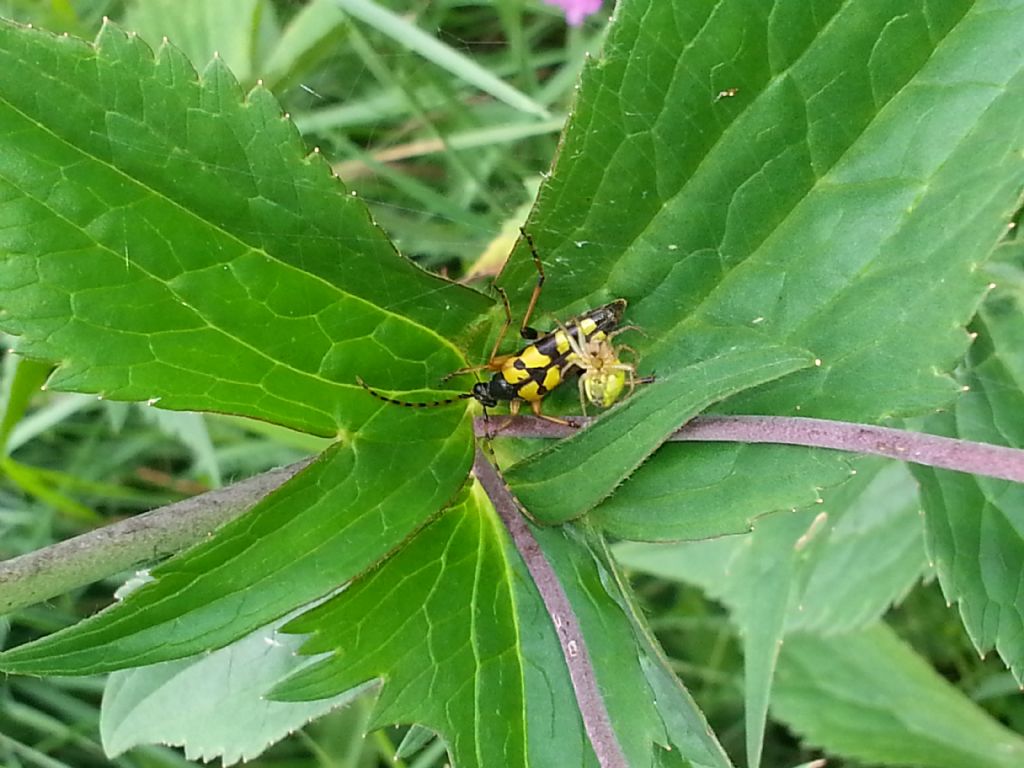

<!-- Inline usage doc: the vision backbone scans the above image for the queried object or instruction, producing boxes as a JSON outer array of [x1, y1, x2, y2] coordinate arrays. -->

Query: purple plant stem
[[472, 448, 628, 768], [0, 458, 314, 612], [7, 414, 1020, 620], [476, 414, 1024, 483]]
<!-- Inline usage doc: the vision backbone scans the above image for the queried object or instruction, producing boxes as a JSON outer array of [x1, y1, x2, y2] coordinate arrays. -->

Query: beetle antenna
[[356, 376, 473, 409]]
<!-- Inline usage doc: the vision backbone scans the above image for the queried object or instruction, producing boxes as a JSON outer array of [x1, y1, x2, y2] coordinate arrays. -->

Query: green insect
[[358, 232, 649, 420]]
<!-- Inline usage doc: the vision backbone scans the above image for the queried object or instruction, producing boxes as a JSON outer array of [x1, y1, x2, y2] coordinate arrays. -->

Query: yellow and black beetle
[[358, 232, 649, 421]]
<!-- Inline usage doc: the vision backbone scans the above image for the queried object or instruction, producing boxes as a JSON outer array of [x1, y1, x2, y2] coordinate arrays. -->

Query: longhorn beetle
[[358, 231, 650, 422]]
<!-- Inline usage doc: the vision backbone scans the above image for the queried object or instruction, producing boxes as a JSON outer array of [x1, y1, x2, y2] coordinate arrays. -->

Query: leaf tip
[[94, 16, 131, 49], [199, 54, 244, 102]]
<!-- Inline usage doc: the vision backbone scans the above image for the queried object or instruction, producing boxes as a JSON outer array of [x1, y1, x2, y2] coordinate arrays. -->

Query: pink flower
[[542, 0, 603, 26]]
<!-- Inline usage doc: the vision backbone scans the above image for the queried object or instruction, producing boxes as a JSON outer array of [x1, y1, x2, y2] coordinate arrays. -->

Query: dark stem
[[4, 413, 1021, 612], [477, 414, 1024, 483], [472, 448, 628, 768], [0, 459, 313, 612]]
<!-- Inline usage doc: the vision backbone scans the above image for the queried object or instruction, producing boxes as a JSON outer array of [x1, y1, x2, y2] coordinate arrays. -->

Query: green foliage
[[273, 490, 701, 767], [1, 1, 1023, 767], [274, 490, 532, 767], [125, 0, 349, 92], [101, 611, 365, 763], [774, 626, 1024, 768], [616, 458, 936, 766], [506, 342, 815, 524], [913, 278, 1024, 681], [499, 0, 1023, 544], [0, 18, 488, 437]]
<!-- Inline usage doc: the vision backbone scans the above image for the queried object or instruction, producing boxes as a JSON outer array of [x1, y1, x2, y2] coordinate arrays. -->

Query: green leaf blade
[[0, 411, 474, 675], [774, 626, 1024, 768], [124, 0, 268, 87], [614, 459, 928, 635], [0, 19, 491, 437], [506, 340, 814, 525], [273, 485, 720, 768], [501, 0, 1024, 539], [595, 443, 852, 541], [101, 614, 364, 765], [275, 490, 529, 768], [912, 287, 1024, 681]]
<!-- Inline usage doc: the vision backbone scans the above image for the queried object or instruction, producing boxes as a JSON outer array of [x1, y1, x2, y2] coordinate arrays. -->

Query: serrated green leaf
[[124, 0, 271, 86], [273, 488, 534, 768], [773, 625, 1024, 768], [101, 611, 365, 765], [0, 18, 489, 682], [0, 19, 491, 438], [912, 288, 1024, 682], [614, 458, 930, 768], [614, 459, 926, 631], [502, 0, 1024, 536], [506, 339, 814, 525], [598, 442, 851, 544], [0, 411, 473, 675], [595, 443, 852, 541], [784, 461, 926, 634], [273, 484, 719, 768]]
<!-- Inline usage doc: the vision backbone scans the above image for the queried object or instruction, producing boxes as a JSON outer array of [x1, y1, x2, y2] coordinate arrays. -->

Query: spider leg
[[623, 364, 637, 397], [577, 372, 590, 417], [557, 319, 591, 366], [614, 343, 640, 363], [608, 324, 647, 339]]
